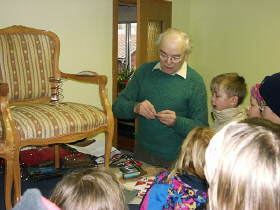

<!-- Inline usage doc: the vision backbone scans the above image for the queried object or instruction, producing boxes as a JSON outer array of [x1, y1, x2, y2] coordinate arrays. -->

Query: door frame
[[112, 0, 137, 147]]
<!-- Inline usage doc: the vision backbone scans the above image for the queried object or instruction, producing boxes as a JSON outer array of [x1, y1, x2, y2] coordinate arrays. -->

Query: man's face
[[159, 38, 186, 74]]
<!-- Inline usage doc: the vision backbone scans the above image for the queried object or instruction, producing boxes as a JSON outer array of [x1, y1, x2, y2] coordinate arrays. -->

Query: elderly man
[[113, 28, 208, 168]]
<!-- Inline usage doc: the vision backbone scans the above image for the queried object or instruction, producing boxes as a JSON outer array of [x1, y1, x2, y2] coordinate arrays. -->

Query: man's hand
[[155, 110, 176, 126], [134, 100, 157, 119]]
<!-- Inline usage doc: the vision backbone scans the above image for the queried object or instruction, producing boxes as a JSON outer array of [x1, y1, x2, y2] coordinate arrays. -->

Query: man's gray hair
[[156, 28, 191, 55]]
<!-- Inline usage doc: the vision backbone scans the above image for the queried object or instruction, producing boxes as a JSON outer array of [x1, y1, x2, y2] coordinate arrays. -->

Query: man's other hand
[[155, 110, 176, 126]]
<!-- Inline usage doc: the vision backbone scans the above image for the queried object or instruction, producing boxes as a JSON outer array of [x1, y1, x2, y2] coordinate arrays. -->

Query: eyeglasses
[[159, 50, 184, 63]]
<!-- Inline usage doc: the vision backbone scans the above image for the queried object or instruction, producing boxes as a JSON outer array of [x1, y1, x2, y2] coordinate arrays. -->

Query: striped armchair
[[0, 25, 114, 209]]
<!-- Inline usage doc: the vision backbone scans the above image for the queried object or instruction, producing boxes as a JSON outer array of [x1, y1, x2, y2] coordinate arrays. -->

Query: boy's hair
[[50, 167, 127, 210], [205, 119, 280, 210], [169, 127, 216, 179], [210, 73, 247, 106]]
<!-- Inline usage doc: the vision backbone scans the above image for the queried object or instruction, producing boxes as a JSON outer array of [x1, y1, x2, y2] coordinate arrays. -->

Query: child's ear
[[230, 96, 239, 106]]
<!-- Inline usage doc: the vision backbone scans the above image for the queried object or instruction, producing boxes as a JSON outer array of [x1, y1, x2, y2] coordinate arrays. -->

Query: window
[[118, 22, 137, 69]]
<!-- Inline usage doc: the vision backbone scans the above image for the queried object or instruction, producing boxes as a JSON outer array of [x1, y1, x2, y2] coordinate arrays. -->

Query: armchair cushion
[[0, 102, 106, 140]]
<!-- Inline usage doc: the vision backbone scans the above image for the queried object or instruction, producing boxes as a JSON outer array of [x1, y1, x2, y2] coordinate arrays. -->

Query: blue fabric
[[141, 171, 208, 210], [147, 184, 171, 210]]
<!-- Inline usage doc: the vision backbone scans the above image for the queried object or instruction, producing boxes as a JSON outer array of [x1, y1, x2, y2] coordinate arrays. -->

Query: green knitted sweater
[[113, 61, 208, 160]]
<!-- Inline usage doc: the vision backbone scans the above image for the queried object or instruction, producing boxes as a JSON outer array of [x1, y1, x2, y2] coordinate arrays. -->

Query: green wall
[[173, 0, 280, 124]]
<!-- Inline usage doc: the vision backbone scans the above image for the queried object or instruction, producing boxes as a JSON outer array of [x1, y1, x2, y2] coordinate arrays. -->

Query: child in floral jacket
[[140, 127, 215, 210]]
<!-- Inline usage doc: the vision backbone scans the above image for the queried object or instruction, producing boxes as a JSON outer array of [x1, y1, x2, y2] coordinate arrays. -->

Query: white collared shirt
[[152, 61, 188, 79]]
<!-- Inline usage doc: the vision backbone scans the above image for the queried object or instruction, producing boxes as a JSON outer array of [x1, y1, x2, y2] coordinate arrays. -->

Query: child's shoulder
[[165, 173, 208, 208], [142, 171, 208, 210]]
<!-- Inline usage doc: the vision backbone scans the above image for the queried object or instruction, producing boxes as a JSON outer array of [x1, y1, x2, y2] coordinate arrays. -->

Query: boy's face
[[211, 87, 237, 111], [247, 95, 262, 118]]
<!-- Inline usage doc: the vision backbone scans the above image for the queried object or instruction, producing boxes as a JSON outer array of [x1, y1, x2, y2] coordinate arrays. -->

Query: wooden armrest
[[0, 83, 9, 97], [60, 71, 112, 120], [61, 72, 107, 85]]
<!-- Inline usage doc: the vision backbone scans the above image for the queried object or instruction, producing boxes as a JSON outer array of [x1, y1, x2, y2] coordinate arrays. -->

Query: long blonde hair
[[205, 120, 280, 210], [169, 126, 216, 179], [50, 167, 127, 210]]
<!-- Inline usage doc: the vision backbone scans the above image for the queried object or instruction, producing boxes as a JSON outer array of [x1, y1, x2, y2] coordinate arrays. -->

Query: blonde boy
[[50, 168, 127, 210], [210, 72, 247, 130]]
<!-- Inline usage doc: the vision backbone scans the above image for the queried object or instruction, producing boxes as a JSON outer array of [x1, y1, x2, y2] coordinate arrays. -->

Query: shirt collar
[[152, 61, 187, 79]]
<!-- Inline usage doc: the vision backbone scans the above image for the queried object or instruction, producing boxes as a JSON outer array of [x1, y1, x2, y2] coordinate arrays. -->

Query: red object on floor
[[20, 146, 72, 166]]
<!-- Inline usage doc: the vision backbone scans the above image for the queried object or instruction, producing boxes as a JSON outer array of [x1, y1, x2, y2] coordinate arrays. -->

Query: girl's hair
[[210, 72, 247, 106], [169, 127, 216, 179], [205, 119, 280, 210], [50, 167, 127, 210], [156, 28, 191, 55]]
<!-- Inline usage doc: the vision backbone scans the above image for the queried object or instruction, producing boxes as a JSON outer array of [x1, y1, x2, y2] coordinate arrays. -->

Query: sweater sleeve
[[112, 64, 147, 119], [172, 72, 209, 137]]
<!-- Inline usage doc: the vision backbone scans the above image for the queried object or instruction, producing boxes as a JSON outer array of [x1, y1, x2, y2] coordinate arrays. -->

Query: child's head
[[205, 119, 280, 210], [210, 73, 247, 111], [170, 127, 216, 179], [247, 83, 264, 118], [50, 167, 127, 210], [259, 72, 280, 124]]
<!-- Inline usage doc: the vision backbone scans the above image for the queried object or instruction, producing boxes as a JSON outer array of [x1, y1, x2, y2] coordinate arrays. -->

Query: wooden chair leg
[[54, 144, 60, 168], [5, 159, 13, 210], [13, 151, 21, 205], [104, 129, 113, 168]]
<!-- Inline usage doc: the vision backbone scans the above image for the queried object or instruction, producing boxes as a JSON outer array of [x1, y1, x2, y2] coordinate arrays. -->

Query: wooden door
[[113, 0, 172, 100], [136, 0, 172, 67], [112, 0, 172, 150]]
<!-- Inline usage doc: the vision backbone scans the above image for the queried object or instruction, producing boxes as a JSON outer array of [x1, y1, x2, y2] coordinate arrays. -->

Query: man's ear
[[231, 96, 239, 107]]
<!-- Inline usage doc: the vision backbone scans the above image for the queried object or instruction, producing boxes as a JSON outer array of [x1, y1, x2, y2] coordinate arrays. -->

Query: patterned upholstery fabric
[[0, 102, 107, 140], [0, 33, 54, 101]]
